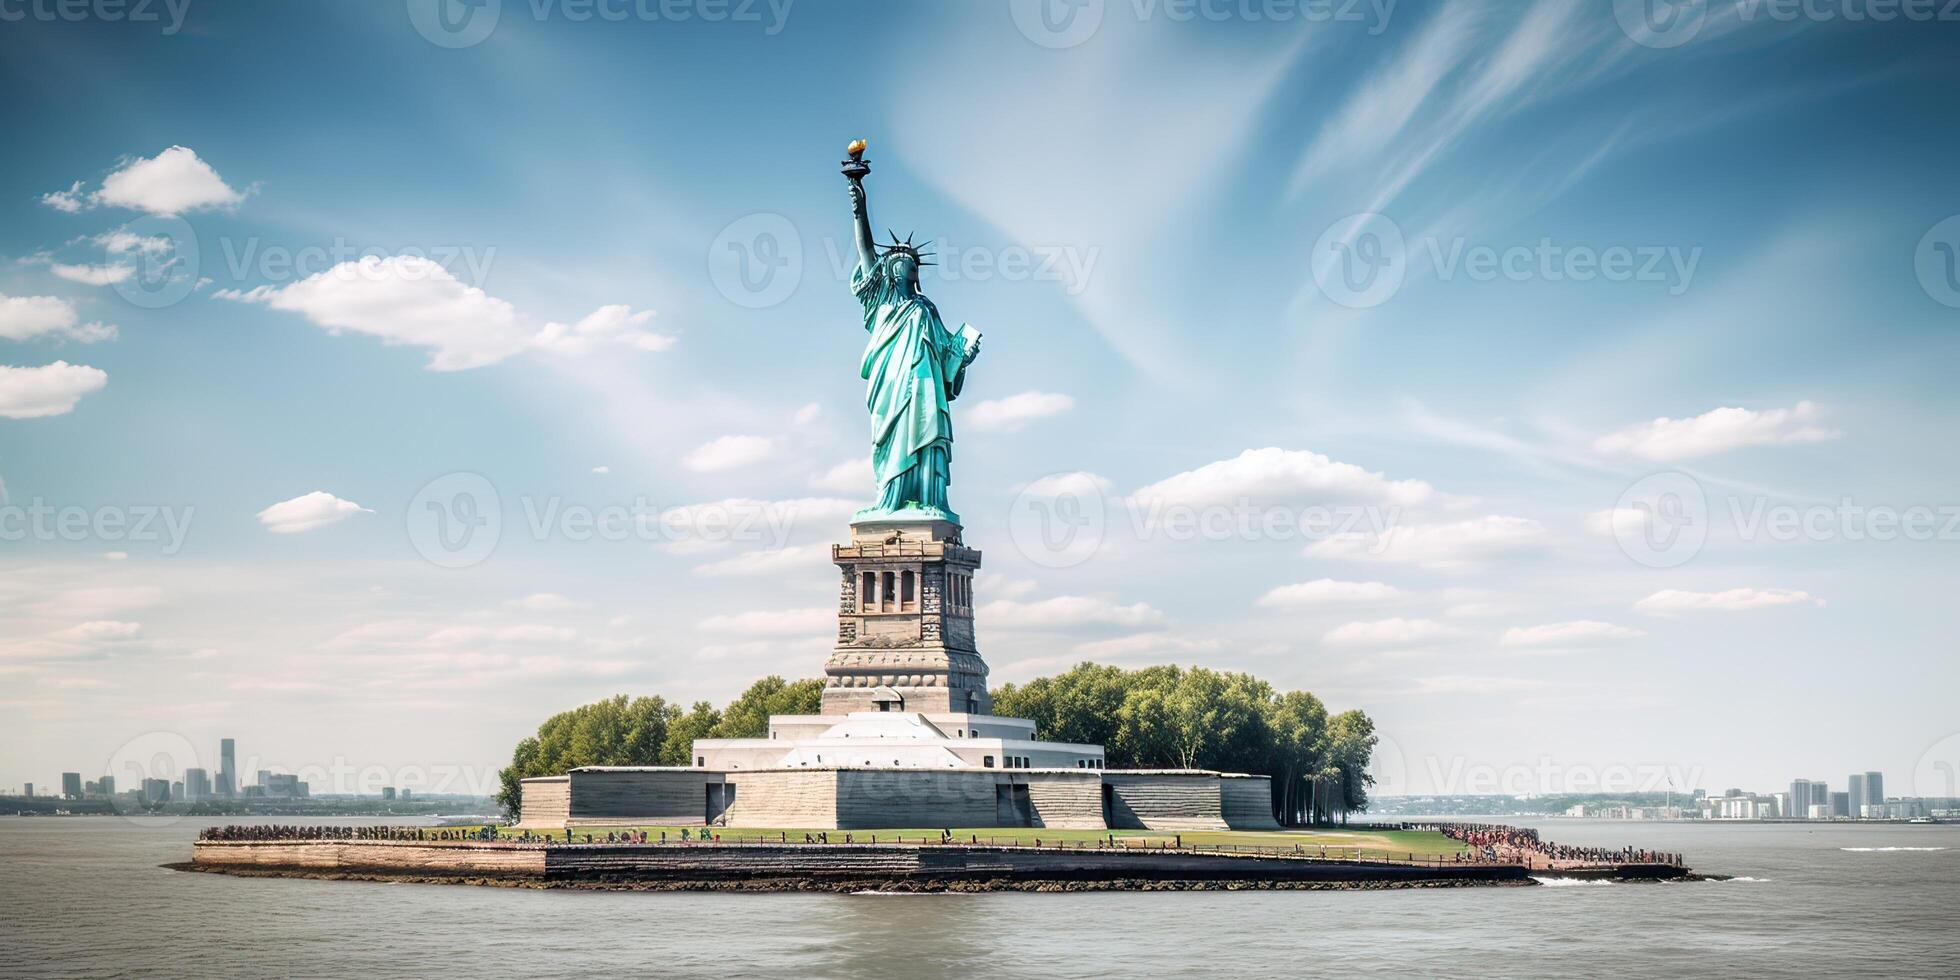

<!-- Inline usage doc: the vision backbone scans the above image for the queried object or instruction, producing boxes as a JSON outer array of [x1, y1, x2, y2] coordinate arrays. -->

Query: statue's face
[[885, 252, 918, 286]]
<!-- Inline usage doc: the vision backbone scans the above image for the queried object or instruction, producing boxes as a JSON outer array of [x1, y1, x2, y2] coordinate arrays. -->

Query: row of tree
[[991, 663, 1376, 825], [493, 677, 821, 815], [495, 664, 1376, 825]]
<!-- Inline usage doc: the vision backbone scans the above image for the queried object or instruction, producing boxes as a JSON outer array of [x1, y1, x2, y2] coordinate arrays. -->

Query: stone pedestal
[[822, 518, 990, 715]]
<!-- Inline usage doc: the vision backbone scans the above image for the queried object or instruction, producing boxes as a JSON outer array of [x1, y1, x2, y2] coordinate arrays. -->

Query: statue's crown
[[877, 231, 935, 266]]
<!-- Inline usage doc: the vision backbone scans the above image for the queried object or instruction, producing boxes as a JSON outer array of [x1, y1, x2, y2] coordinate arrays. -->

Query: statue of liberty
[[842, 140, 981, 525]]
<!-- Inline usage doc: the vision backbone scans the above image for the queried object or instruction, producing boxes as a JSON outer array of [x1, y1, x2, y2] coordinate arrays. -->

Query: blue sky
[[3, 1, 1959, 799]]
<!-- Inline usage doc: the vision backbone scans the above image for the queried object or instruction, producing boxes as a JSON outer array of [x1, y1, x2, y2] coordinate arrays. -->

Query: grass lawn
[[442, 824, 1466, 861]]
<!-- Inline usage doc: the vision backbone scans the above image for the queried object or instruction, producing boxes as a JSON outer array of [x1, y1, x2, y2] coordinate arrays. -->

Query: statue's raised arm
[[843, 139, 877, 276]]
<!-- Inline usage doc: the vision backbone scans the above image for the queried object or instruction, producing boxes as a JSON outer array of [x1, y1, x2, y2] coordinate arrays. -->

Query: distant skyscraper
[[219, 738, 236, 798], [184, 768, 212, 802], [98, 775, 115, 797], [382, 787, 396, 800], [1848, 773, 1868, 812], [61, 772, 82, 800], [1789, 779, 1815, 819], [142, 778, 169, 803], [1830, 791, 1850, 817], [22, 782, 31, 798], [1865, 771, 1884, 806]]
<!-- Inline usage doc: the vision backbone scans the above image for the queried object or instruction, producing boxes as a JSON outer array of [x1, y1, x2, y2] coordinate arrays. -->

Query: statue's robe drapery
[[853, 260, 974, 517]]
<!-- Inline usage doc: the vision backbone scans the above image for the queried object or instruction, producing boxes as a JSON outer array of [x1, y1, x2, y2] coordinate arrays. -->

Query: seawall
[[187, 839, 1559, 891]]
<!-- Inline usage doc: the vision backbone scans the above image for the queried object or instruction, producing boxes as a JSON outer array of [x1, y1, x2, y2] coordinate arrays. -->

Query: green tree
[[659, 701, 722, 766], [994, 662, 1129, 750], [493, 694, 677, 814], [496, 666, 1372, 826], [1266, 690, 1329, 824], [709, 676, 824, 739], [1325, 709, 1379, 823]]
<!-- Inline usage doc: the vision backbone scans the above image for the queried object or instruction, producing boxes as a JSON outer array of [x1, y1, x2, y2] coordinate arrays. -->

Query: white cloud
[[505, 593, 592, 613], [0, 361, 108, 418], [320, 620, 584, 655], [103, 551, 128, 561], [1257, 579, 1405, 607], [50, 263, 133, 287], [532, 304, 673, 355], [220, 263, 666, 372], [93, 146, 245, 216], [1500, 620, 1645, 648], [1306, 515, 1548, 572], [1074, 633, 1221, 660], [219, 256, 533, 371], [697, 607, 832, 636], [417, 624, 577, 648], [51, 620, 144, 643], [256, 491, 371, 533], [965, 390, 1074, 433], [1593, 401, 1838, 460], [682, 435, 775, 472], [1635, 588, 1823, 615], [975, 572, 1037, 601], [810, 457, 873, 494], [694, 546, 819, 577], [792, 402, 823, 427], [1585, 507, 1648, 538], [590, 465, 611, 474], [1441, 588, 1523, 619], [1412, 675, 1547, 696], [29, 586, 163, 618], [1321, 617, 1458, 648], [979, 596, 1166, 630], [94, 230, 174, 256], [656, 537, 729, 556], [0, 294, 117, 343], [651, 497, 858, 548], [1130, 448, 1434, 511], [42, 181, 88, 213], [1016, 471, 1116, 500]]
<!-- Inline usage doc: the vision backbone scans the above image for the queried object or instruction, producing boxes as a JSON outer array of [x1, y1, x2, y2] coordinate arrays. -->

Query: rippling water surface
[[3, 816, 1955, 978]]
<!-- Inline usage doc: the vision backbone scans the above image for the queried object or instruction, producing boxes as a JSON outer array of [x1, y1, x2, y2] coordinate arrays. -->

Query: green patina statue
[[843, 139, 981, 526]]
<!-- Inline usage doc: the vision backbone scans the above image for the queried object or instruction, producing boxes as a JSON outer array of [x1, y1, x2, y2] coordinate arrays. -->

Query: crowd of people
[[199, 825, 502, 842], [195, 825, 732, 846], [1410, 822, 1682, 867]]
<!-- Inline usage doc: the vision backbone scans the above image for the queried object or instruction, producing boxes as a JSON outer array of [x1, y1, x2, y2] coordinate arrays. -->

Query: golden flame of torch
[[846, 139, 868, 159]]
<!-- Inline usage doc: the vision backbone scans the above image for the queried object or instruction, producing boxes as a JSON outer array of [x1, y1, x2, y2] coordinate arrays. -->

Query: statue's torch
[[841, 138, 870, 184]]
